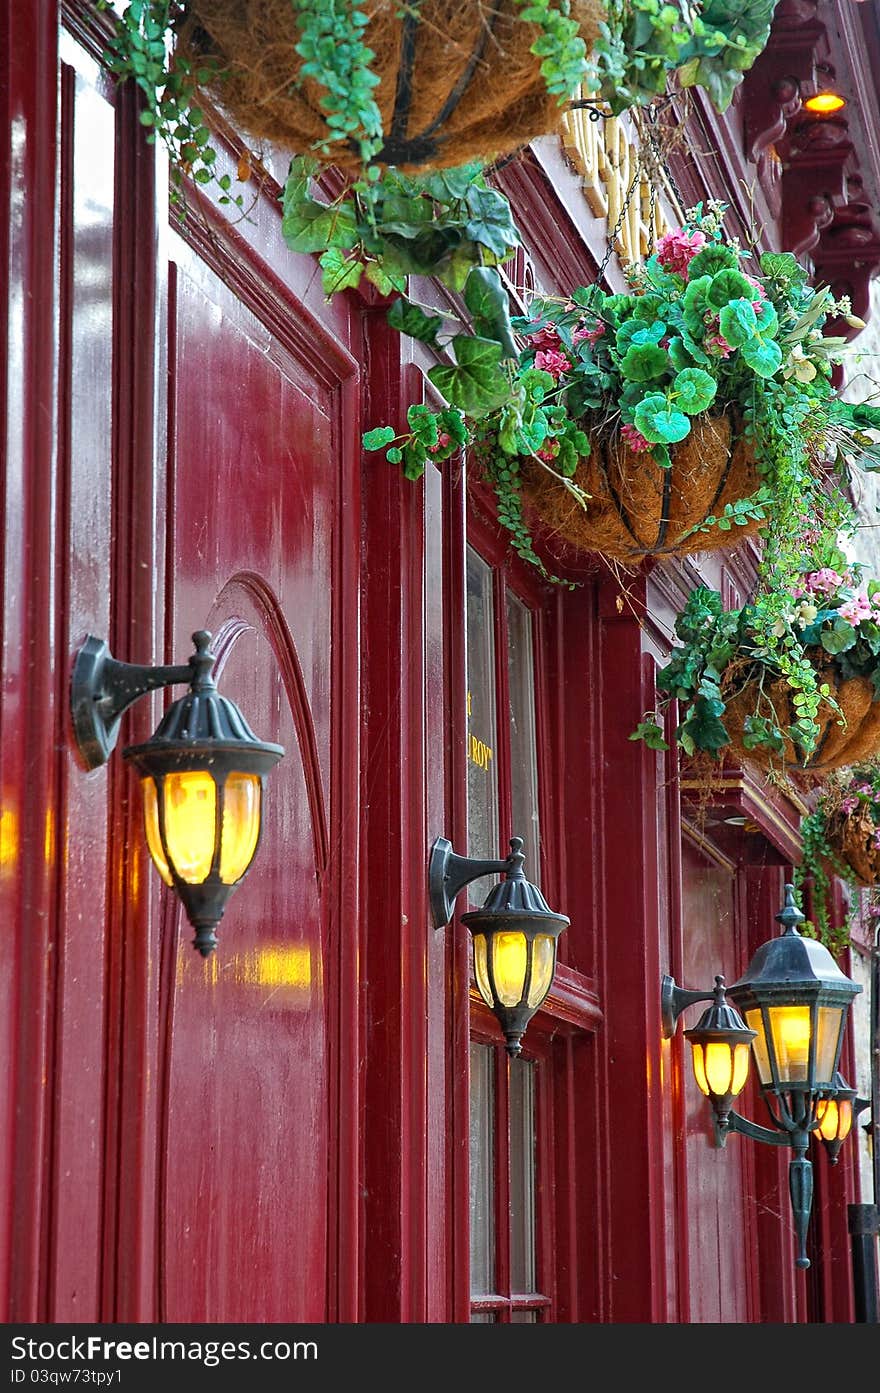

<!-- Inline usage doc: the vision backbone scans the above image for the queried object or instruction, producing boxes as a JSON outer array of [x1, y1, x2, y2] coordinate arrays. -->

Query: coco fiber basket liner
[[825, 806, 880, 885], [520, 413, 761, 565], [178, 0, 605, 171], [722, 667, 880, 776]]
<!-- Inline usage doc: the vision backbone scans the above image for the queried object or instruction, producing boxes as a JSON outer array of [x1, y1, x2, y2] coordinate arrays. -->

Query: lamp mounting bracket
[[70, 633, 208, 771], [660, 974, 716, 1039], [429, 836, 520, 929]]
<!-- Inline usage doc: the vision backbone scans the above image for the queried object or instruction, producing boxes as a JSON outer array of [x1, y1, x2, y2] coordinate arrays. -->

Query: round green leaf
[[707, 269, 756, 308], [620, 343, 669, 382], [363, 426, 396, 451], [673, 368, 717, 416], [741, 336, 783, 378], [633, 393, 691, 445], [718, 299, 757, 347], [687, 244, 740, 279]]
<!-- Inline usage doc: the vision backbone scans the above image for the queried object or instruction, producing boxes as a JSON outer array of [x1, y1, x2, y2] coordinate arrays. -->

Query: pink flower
[[705, 334, 733, 359], [804, 568, 844, 596], [534, 348, 571, 380], [574, 320, 605, 344], [536, 439, 560, 464], [839, 796, 859, 815], [838, 595, 872, 625], [427, 430, 452, 455], [655, 227, 707, 279], [620, 423, 652, 453], [745, 275, 767, 300], [529, 326, 562, 351]]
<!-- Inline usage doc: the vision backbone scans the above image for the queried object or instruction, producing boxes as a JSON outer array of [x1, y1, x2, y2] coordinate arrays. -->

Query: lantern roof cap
[[727, 885, 861, 1003], [461, 839, 569, 930]]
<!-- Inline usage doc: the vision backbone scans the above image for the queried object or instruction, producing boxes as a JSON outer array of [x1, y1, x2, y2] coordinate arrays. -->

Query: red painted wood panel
[[153, 243, 353, 1321], [679, 837, 754, 1323]]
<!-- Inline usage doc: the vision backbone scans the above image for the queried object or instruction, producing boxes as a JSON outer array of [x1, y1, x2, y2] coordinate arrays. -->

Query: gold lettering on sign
[[560, 99, 683, 267], [469, 734, 494, 771]]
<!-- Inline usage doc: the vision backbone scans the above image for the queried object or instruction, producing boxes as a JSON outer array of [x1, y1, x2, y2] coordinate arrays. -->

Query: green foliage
[[98, 0, 248, 213], [589, 0, 781, 114], [791, 764, 880, 953], [634, 550, 880, 778]]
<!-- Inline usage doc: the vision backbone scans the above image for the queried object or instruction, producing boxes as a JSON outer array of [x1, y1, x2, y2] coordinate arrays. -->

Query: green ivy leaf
[[319, 246, 363, 296], [463, 267, 518, 359], [386, 297, 443, 345], [463, 185, 521, 259], [428, 335, 510, 416], [282, 194, 358, 255], [630, 721, 670, 750]]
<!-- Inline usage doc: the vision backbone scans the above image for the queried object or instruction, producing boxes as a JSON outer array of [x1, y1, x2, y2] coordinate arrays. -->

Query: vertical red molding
[[1, 0, 60, 1322], [359, 316, 429, 1321], [100, 74, 163, 1325], [596, 574, 671, 1322]]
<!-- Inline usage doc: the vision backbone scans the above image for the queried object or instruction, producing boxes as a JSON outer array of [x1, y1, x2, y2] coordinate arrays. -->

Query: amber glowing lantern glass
[[429, 835, 569, 1056], [123, 634, 284, 956], [726, 886, 861, 1103], [815, 1072, 857, 1164], [71, 628, 284, 959], [804, 91, 847, 115], [683, 976, 756, 1125]]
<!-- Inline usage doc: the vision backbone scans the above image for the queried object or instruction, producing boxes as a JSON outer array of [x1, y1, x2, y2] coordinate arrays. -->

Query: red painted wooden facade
[[2, 0, 877, 1324]]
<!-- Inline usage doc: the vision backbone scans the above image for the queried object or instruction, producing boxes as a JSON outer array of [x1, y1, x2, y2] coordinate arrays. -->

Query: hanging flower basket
[[824, 801, 880, 885], [177, 0, 605, 171], [722, 666, 880, 776], [632, 559, 880, 780], [520, 412, 761, 564]]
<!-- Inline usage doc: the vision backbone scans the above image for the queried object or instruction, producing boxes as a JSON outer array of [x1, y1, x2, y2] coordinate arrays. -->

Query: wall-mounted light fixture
[[70, 630, 284, 956], [803, 89, 847, 115], [429, 835, 569, 1057], [662, 884, 861, 1269]]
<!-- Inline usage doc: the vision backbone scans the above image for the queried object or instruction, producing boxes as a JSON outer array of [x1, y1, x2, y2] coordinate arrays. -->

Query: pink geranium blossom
[[655, 227, 707, 278], [804, 568, 844, 596], [427, 431, 452, 455], [529, 326, 562, 351], [620, 423, 652, 453], [536, 439, 560, 464], [838, 594, 872, 625], [839, 795, 860, 815], [705, 333, 733, 358], [534, 348, 571, 380], [574, 320, 605, 344]]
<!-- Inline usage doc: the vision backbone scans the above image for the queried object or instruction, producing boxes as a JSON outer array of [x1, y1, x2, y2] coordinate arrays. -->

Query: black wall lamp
[[662, 884, 861, 1270], [70, 630, 284, 956], [429, 835, 569, 1057]]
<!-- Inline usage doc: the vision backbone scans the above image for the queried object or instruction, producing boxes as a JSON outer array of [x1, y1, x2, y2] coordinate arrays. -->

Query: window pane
[[511, 1310, 538, 1323], [506, 592, 540, 883], [509, 1057, 536, 1293], [470, 1312, 497, 1323], [466, 549, 499, 902], [469, 1044, 495, 1297]]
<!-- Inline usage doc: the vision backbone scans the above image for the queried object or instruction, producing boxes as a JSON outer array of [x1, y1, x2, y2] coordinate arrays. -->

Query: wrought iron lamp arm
[[71, 632, 214, 770], [660, 974, 716, 1039], [429, 836, 524, 929]]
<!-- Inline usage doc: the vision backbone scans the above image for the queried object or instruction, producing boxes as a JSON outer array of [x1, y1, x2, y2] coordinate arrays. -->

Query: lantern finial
[[776, 883, 805, 935]]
